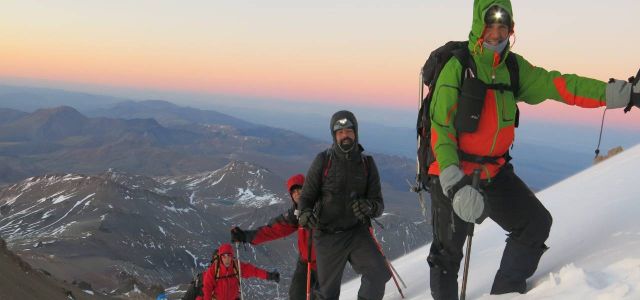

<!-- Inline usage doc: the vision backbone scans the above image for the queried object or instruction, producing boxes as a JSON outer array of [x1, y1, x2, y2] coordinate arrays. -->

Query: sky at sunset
[[1, 0, 639, 127]]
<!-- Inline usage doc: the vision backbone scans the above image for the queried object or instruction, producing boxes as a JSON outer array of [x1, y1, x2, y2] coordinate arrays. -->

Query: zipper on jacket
[[345, 157, 351, 220], [486, 52, 502, 182], [490, 52, 500, 83], [488, 51, 503, 157]]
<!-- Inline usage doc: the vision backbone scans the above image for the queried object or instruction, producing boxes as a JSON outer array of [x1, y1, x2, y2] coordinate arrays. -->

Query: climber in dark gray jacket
[[298, 110, 391, 300]]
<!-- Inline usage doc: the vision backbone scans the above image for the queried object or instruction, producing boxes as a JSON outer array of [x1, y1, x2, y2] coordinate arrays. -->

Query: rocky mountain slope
[[0, 164, 429, 298]]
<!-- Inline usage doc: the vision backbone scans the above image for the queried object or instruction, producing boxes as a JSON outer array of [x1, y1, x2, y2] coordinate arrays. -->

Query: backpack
[[318, 148, 386, 228], [211, 257, 240, 281], [181, 272, 204, 300], [321, 149, 369, 179], [313, 149, 371, 220], [181, 248, 239, 300], [415, 41, 520, 191]]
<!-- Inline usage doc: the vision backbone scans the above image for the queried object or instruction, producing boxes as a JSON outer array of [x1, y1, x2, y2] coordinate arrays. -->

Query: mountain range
[[0, 101, 430, 295], [0, 103, 413, 191]]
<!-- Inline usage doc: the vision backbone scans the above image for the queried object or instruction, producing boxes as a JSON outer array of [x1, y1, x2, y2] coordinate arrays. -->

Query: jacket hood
[[286, 173, 305, 204], [329, 110, 358, 146], [286, 174, 305, 193], [218, 243, 234, 257], [469, 0, 513, 52]]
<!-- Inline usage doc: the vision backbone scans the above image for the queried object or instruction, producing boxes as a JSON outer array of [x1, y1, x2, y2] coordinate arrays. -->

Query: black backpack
[[316, 148, 378, 226], [181, 272, 204, 300], [415, 41, 520, 191], [321, 148, 369, 179], [181, 248, 232, 300]]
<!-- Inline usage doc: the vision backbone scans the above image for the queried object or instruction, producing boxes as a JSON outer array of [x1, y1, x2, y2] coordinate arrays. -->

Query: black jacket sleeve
[[365, 156, 384, 218], [299, 152, 325, 212]]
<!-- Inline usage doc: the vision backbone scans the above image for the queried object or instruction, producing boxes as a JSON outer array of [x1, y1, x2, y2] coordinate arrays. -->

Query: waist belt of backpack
[[458, 151, 511, 165], [318, 223, 360, 234]]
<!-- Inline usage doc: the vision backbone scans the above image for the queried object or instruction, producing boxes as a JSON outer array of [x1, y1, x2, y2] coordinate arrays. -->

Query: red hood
[[286, 174, 305, 193], [218, 243, 234, 257]]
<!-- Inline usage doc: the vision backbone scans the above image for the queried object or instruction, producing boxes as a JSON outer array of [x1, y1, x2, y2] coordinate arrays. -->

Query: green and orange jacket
[[429, 0, 607, 180]]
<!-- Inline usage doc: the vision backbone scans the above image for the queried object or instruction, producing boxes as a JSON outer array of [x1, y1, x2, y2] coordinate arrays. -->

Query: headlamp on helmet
[[484, 5, 512, 28], [332, 118, 354, 132]]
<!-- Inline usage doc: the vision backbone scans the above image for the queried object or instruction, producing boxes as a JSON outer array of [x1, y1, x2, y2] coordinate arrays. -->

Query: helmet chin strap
[[337, 143, 354, 153], [336, 137, 355, 153]]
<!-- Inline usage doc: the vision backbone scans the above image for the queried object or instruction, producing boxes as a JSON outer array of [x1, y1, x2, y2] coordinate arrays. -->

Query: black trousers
[[289, 259, 318, 300], [314, 224, 391, 300], [428, 164, 552, 300]]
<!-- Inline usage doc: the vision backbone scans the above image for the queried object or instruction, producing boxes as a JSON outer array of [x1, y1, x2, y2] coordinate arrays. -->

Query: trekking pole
[[306, 228, 313, 300], [368, 227, 405, 299], [370, 217, 385, 229], [412, 69, 429, 222], [388, 260, 406, 289], [235, 242, 243, 300], [406, 179, 428, 221], [460, 169, 481, 300], [368, 227, 406, 288]]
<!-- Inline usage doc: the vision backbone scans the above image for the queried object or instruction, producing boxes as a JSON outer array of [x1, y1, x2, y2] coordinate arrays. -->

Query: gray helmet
[[329, 110, 358, 151]]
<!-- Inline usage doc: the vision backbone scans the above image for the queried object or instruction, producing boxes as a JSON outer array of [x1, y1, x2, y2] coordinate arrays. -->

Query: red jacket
[[199, 244, 268, 300], [246, 207, 317, 270]]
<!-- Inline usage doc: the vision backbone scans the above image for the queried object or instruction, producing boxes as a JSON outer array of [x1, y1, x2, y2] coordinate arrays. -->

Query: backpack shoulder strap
[[361, 153, 370, 178], [451, 46, 476, 81], [505, 52, 520, 97], [322, 149, 332, 178], [505, 52, 520, 127], [213, 257, 221, 280], [213, 258, 241, 281], [454, 48, 520, 99]]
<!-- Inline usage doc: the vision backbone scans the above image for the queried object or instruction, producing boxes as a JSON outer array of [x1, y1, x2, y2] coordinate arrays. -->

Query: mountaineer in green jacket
[[426, 0, 640, 299]]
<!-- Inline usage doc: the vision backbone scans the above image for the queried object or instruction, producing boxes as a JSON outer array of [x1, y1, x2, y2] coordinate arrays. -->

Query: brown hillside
[[0, 237, 112, 300]]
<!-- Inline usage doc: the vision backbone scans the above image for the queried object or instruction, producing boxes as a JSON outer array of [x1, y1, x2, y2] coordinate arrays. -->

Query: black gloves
[[626, 68, 640, 111], [631, 89, 640, 109], [267, 270, 280, 283], [298, 209, 318, 229], [230, 227, 247, 243], [351, 198, 378, 221]]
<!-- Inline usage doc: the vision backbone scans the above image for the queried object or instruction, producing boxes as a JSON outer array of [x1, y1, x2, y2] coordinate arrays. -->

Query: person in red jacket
[[200, 243, 279, 300], [230, 174, 318, 300]]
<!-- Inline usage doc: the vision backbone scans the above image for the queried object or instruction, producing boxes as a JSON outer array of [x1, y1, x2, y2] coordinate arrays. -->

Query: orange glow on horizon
[[1, 0, 639, 126], [0, 36, 416, 108]]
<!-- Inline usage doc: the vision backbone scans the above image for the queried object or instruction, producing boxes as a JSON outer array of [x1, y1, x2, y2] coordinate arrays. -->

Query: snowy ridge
[[0, 175, 100, 241], [342, 144, 640, 299], [0, 163, 291, 296], [0, 171, 219, 284], [159, 160, 286, 208]]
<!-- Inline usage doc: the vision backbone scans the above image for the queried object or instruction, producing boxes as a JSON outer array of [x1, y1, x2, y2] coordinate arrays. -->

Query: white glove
[[452, 185, 485, 223]]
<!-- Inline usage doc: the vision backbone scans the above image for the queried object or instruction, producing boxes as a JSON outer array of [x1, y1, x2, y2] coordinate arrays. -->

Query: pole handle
[[471, 169, 481, 189]]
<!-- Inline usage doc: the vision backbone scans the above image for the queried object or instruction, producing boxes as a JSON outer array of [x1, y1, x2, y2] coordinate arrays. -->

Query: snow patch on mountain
[[236, 188, 278, 207], [51, 193, 75, 204]]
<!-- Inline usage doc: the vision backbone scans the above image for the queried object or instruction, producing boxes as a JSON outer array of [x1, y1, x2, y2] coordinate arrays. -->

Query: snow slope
[[342, 144, 640, 299]]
